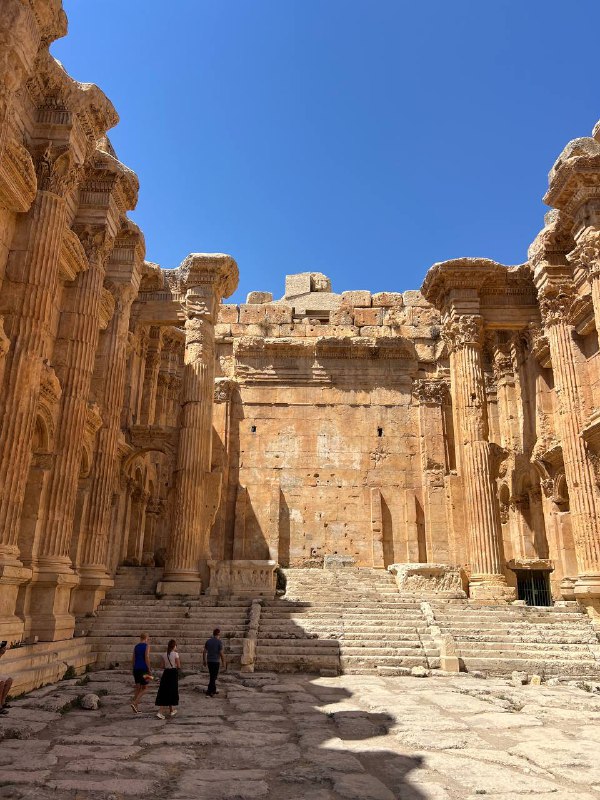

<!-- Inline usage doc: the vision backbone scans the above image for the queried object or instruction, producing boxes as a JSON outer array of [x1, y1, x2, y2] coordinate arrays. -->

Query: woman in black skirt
[[155, 639, 180, 719]]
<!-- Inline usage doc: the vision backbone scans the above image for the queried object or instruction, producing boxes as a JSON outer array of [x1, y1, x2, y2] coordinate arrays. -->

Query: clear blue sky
[[53, 1, 600, 304]]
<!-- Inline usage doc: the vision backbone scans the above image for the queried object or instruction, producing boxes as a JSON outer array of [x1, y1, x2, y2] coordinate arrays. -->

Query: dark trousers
[[207, 662, 220, 695]]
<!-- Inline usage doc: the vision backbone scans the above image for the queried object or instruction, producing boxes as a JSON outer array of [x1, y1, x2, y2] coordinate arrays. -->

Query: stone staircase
[[256, 568, 439, 675], [6, 638, 96, 696], [84, 568, 251, 670], [430, 600, 600, 678]]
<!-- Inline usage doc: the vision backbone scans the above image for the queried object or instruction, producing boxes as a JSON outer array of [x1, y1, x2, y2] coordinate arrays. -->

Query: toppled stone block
[[341, 290, 371, 307], [511, 671, 528, 686], [530, 675, 542, 686], [471, 671, 487, 679], [410, 666, 430, 678], [247, 291, 273, 304], [388, 563, 467, 597], [80, 693, 101, 710], [546, 677, 560, 686], [372, 291, 403, 308]]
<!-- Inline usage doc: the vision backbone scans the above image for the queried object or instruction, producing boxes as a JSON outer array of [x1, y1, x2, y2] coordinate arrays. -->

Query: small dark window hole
[[377, 427, 383, 437], [250, 425, 257, 433]]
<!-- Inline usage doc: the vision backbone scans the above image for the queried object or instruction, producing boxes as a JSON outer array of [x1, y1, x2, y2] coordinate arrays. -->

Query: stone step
[[340, 654, 431, 667], [255, 655, 340, 672], [458, 643, 600, 658], [464, 657, 600, 676], [5, 639, 97, 695]]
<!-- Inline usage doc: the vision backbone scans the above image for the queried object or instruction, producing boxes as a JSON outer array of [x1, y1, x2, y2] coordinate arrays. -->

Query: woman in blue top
[[130, 632, 151, 712]]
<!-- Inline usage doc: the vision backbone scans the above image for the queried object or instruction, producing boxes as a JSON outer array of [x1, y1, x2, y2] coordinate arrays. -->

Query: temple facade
[[2, 0, 600, 649]]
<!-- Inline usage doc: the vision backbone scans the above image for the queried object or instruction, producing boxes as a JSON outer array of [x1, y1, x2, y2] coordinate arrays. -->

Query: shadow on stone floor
[[0, 672, 429, 800]]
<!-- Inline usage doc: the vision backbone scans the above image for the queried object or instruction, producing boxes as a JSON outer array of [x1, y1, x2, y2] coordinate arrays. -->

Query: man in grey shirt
[[203, 628, 226, 697]]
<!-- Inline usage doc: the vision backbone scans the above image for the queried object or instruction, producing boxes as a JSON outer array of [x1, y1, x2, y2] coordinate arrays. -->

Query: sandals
[[130, 703, 139, 713]]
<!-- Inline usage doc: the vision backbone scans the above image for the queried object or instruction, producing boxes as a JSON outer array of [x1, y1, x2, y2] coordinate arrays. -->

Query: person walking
[[203, 627, 226, 697], [131, 632, 151, 713], [155, 639, 180, 719]]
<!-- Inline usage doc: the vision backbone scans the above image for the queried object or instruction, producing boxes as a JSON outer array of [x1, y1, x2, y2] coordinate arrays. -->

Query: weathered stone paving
[[2, 670, 600, 799]]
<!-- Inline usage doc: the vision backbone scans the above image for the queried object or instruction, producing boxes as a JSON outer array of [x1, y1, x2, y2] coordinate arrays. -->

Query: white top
[[161, 650, 179, 669]]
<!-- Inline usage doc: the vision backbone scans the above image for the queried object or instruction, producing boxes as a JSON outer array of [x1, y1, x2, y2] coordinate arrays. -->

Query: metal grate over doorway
[[515, 570, 552, 606]]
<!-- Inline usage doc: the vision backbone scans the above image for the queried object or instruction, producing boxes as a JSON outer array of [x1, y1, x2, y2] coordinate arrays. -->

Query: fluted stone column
[[28, 226, 114, 640], [444, 314, 515, 600], [72, 283, 137, 615], [139, 327, 162, 425], [159, 253, 238, 595], [0, 149, 82, 640], [540, 286, 600, 600]]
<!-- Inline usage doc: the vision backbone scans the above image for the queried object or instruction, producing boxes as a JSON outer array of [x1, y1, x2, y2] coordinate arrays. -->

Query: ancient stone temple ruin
[[3, 1, 600, 689]]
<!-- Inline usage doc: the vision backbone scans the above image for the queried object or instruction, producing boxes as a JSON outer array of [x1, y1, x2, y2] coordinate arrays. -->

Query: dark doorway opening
[[515, 570, 552, 606]]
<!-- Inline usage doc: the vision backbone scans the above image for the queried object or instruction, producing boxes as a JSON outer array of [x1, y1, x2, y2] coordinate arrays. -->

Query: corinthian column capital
[[73, 223, 115, 265], [538, 283, 576, 328], [567, 227, 600, 279], [441, 313, 484, 354], [34, 143, 83, 198]]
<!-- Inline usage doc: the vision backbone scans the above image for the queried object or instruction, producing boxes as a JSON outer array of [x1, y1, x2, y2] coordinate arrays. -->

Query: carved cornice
[[0, 138, 37, 212], [525, 323, 551, 368], [412, 379, 449, 405], [177, 253, 239, 300], [84, 402, 103, 440], [421, 257, 516, 310], [39, 361, 61, 407], [544, 136, 600, 214], [59, 227, 88, 282], [441, 314, 484, 354], [98, 287, 116, 330]]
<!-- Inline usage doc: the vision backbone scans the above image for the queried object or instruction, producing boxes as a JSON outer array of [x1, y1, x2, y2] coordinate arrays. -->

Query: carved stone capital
[[34, 143, 82, 197], [441, 314, 484, 354], [538, 284, 575, 329], [412, 378, 449, 405], [214, 378, 236, 404], [567, 227, 600, 279], [74, 224, 115, 265]]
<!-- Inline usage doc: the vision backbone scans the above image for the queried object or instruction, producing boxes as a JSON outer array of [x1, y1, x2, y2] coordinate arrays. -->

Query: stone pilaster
[[412, 379, 450, 563], [159, 253, 238, 595], [568, 228, 600, 343], [443, 314, 515, 600], [27, 224, 114, 640], [0, 147, 83, 641], [539, 285, 600, 600]]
